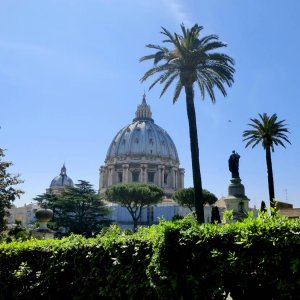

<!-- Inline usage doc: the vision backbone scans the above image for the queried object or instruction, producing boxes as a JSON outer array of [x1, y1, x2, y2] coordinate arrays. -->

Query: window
[[164, 173, 168, 184], [148, 172, 155, 183], [118, 173, 123, 183], [132, 172, 140, 182]]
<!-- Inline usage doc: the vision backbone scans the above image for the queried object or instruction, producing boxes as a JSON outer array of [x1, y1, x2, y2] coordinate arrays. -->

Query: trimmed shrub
[[1, 215, 300, 299]]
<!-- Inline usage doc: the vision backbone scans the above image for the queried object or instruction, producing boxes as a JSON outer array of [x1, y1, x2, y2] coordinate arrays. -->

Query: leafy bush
[[1, 215, 300, 299]]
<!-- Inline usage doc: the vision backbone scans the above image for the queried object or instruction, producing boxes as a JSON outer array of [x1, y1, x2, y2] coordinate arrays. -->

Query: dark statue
[[228, 150, 240, 179]]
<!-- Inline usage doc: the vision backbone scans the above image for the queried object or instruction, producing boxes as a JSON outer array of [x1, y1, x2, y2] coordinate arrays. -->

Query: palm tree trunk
[[184, 86, 204, 223], [265, 146, 275, 210]]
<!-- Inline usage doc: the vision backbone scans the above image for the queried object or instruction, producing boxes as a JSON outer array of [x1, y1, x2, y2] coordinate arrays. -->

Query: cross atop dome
[[133, 93, 154, 122], [141, 92, 147, 105]]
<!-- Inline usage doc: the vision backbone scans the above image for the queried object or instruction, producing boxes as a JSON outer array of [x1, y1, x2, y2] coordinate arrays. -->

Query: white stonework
[[105, 200, 213, 229]]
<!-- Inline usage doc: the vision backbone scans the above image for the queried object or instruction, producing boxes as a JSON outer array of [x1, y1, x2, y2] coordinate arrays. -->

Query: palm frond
[[202, 73, 216, 103], [196, 77, 205, 100], [159, 69, 177, 84], [173, 81, 183, 103], [148, 74, 168, 91], [154, 51, 165, 65], [198, 34, 218, 46], [243, 113, 291, 151], [161, 27, 177, 44], [207, 53, 235, 66], [160, 72, 179, 97], [139, 54, 157, 62], [201, 41, 227, 52], [147, 70, 174, 90], [140, 64, 175, 82], [145, 44, 168, 51]]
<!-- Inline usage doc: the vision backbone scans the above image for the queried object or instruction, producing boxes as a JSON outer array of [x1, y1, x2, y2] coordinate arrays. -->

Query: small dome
[[50, 164, 74, 188], [106, 94, 179, 162]]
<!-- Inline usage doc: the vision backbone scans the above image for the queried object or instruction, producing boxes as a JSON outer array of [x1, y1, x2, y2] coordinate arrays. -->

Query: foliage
[[34, 181, 110, 236], [33, 193, 59, 230], [171, 213, 184, 221], [243, 113, 291, 210], [173, 187, 217, 211], [140, 24, 235, 223], [105, 183, 164, 231], [260, 200, 267, 212], [1, 215, 300, 299], [33, 193, 58, 210], [0, 148, 24, 231], [56, 180, 110, 236], [7, 221, 32, 241]]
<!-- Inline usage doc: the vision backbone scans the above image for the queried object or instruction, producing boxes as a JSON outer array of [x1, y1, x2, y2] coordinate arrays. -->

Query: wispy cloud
[[162, 0, 193, 26]]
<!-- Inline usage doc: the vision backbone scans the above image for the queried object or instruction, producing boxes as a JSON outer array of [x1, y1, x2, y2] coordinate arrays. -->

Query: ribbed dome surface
[[50, 164, 74, 187], [106, 95, 179, 162]]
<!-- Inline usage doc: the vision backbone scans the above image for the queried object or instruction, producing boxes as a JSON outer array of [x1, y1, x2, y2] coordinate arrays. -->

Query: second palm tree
[[243, 113, 291, 210]]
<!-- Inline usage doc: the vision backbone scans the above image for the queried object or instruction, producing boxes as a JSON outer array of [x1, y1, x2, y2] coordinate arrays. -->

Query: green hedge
[[1, 214, 300, 299]]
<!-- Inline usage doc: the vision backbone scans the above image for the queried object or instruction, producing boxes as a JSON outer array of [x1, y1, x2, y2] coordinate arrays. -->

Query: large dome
[[106, 96, 179, 163], [99, 95, 184, 196]]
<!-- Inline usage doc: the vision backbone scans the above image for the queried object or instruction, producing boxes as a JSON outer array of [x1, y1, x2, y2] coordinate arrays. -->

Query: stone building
[[99, 95, 184, 196], [7, 203, 39, 227]]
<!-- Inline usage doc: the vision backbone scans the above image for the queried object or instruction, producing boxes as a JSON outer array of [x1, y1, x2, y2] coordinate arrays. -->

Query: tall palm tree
[[140, 24, 235, 223], [243, 113, 291, 210]]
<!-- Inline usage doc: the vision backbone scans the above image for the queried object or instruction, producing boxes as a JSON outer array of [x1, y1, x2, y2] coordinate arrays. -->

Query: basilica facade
[[99, 95, 184, 196]]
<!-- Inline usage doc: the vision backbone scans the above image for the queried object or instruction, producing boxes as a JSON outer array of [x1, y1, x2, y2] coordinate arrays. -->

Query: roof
[[279, 208, 300, 218]]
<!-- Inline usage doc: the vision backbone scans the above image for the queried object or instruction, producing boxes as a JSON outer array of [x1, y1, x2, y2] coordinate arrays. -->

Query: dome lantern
[[133, 93, 153, 122]]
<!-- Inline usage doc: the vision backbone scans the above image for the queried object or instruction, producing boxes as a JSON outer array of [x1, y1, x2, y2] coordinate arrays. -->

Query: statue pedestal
[[223, 178, 250, 220]]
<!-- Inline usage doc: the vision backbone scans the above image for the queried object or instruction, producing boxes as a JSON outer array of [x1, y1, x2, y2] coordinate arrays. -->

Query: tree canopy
[[34, 193, 59, 210], [172, 187, 217, 211], [0, 148, 23, 231], [105, 183, 164, 231], [34, 180, 110, 236]]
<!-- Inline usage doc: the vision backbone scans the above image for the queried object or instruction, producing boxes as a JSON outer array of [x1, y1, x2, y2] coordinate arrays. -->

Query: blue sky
[[1, 0, 300, 209]]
